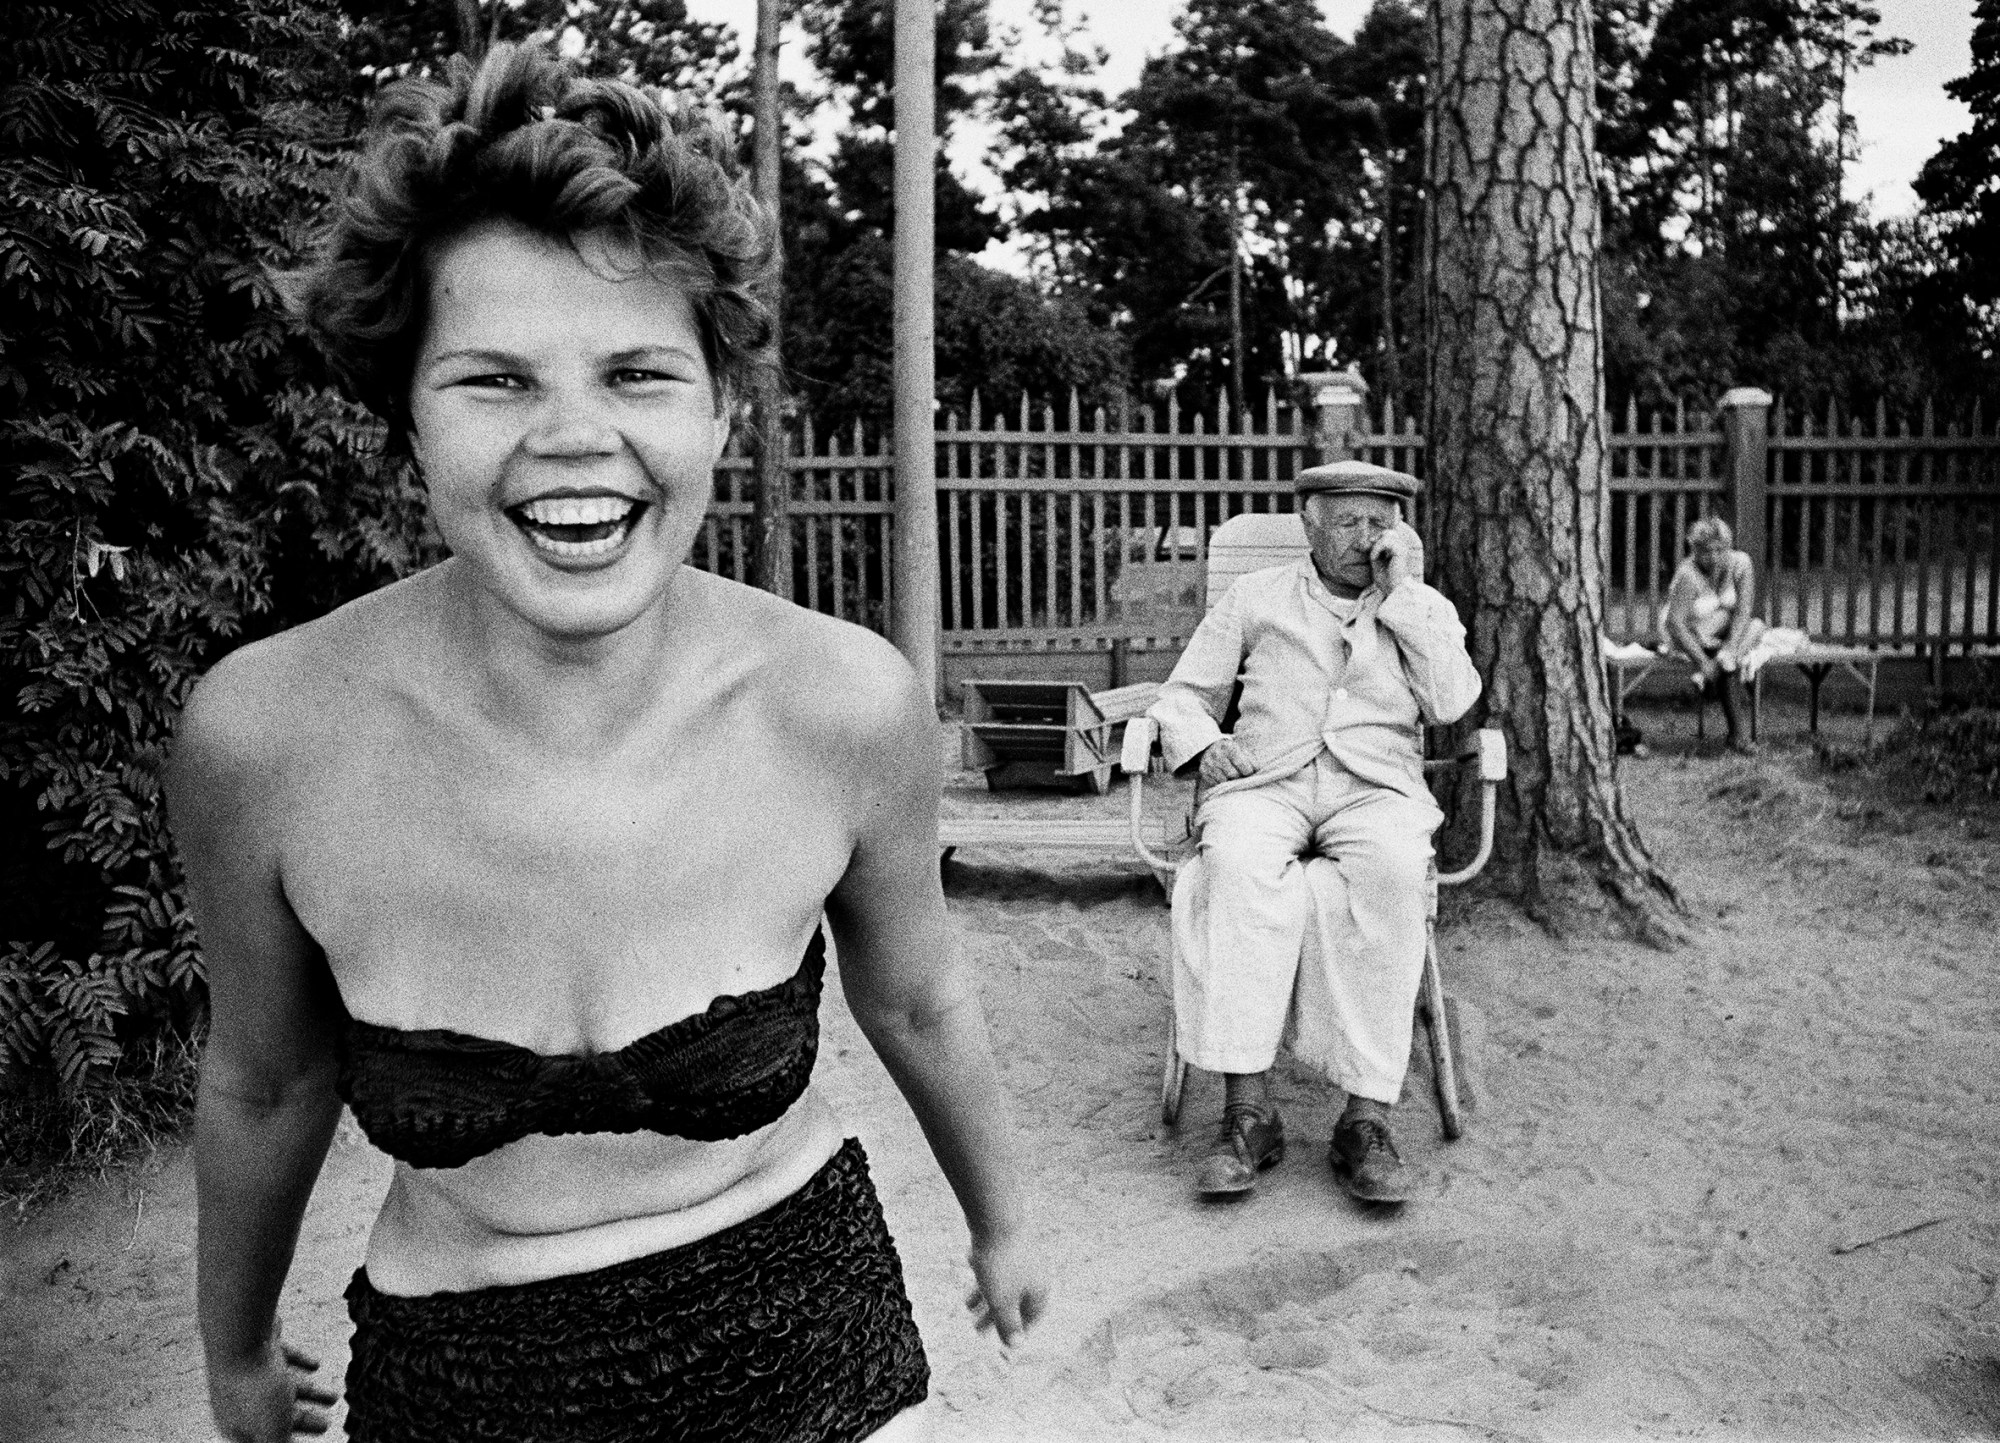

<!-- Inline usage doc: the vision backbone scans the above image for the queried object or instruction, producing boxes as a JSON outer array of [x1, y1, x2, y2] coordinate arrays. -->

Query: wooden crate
[[959, 680, 1116, 792]]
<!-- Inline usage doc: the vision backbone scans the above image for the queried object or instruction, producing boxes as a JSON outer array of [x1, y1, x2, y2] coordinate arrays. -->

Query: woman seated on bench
[[1659, 516, 1766, 755]]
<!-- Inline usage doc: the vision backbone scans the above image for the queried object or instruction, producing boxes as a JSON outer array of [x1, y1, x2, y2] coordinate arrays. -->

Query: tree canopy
[[1914, 0, 2000, 356], [1588, 0, 1974, 408], [993, 0, 1428, 414], [315, 0, 2000, 422], [1, 0, 432, 1093]]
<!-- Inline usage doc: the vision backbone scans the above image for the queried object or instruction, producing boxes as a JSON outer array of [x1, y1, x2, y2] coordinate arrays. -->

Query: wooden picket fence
[[1765, 401, 2000, 650], [698, 390, 2000, 661]]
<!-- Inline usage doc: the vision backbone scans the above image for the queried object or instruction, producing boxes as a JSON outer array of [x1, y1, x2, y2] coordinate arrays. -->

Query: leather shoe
[[1329, 1113, 1409, 1204], [1196, 1102, 1285, 1198]]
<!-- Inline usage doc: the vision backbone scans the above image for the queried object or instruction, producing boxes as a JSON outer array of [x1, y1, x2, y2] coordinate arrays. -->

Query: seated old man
[[1147, 460, 1481, 1205]]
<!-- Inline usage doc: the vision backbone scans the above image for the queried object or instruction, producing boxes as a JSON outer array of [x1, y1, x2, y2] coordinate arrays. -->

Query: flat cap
[[1295, 459, 1421, 502]]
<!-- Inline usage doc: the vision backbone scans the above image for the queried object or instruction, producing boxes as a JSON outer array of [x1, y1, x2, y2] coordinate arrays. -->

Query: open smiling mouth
[[508, 494, 647, 562]]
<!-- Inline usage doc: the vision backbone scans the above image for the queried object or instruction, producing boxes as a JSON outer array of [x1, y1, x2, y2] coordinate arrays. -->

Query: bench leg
[[1804, 664, 1830, 733]]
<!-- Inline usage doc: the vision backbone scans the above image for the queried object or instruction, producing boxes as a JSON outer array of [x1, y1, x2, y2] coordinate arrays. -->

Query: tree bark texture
[[1424, 0, 1680, 938], [749, 0, 790, 596]]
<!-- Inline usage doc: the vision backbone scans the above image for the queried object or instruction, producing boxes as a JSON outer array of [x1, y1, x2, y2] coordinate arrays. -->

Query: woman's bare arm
[[820, 647, 1046, 1343], [168, 653, 346, 1440], [1661, 562, 1709, 665], [1721, 552, 1760, 656]]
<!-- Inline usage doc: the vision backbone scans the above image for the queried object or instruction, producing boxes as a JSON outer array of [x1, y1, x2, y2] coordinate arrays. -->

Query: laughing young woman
[[167, 45, 1044, 1443]]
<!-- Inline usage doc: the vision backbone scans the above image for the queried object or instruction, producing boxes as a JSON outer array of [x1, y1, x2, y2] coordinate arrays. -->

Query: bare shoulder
[[690, 570, 932, 768], [169, 571, 432, 794]]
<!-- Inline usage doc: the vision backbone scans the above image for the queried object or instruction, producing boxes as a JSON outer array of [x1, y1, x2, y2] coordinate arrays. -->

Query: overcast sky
[[683, 0, 1977, 220]]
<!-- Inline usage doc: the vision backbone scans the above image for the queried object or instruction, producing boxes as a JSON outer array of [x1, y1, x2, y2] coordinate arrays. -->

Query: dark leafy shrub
[[1902, 709, 2000, 803], [1842, 662, 2000, 805], [1, 0, 435, 1111]]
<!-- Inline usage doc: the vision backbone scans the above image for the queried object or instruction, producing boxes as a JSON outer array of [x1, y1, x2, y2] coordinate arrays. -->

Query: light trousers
[[1170, 750, 1439, 1101]]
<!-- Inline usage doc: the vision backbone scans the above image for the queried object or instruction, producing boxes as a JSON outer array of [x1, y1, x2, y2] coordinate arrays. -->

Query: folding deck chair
[[1117, 511, 1507, 1140]]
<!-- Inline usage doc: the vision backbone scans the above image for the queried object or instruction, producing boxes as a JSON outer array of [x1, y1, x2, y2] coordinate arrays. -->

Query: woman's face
[[1694, 537, 1730, 576], [408, 220, 729, 641]]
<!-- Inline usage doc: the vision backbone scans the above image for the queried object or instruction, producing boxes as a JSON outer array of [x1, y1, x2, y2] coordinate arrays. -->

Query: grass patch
[[1895, 707, 2000, 804], [0, 1026, 202, 1219], [1815, 660, 1999, 793]]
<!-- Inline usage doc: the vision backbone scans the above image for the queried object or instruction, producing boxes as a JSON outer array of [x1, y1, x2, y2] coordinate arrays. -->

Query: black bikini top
[[333, 930, 825, 1169]]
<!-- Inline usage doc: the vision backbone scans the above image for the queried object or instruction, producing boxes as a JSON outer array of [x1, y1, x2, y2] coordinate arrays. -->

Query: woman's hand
[[208, 1332, 339, 1441], [965, 1227, 1050, 1349]]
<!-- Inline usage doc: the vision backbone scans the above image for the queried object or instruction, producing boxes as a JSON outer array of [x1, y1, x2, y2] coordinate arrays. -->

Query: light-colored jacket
[[1148, 558, 1483, 803]]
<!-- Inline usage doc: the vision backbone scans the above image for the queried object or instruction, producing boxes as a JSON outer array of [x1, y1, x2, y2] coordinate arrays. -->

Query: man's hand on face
[[1370, 520, 1424, 594], [1197, 736, 1258, 789]]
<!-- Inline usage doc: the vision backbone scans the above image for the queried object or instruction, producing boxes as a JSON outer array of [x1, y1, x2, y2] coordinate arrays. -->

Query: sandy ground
[[3, 701, 1997, 1442]]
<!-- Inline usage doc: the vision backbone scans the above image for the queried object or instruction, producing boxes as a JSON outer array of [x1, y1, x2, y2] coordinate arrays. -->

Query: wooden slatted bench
[[1749, 644, 1883, 744], [1600, 638, 1665, 730], [1755, 643, 1999, 743], [936, 813, 1187, 893], [1605, 638, 1897, 744]]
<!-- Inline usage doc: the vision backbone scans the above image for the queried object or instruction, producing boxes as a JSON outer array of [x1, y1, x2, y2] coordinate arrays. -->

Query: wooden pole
[[1720, 387, 1772, 597], [749, 0, 789, 597], [890, 0, 939, 706]]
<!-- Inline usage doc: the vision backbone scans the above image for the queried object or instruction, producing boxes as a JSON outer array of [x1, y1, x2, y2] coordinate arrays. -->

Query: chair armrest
[[1121, 715, 1158, 775]]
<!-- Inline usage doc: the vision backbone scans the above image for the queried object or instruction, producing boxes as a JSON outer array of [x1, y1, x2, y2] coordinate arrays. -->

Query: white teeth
[[517, 495, 636, 526], [523, 529, 626, 559]]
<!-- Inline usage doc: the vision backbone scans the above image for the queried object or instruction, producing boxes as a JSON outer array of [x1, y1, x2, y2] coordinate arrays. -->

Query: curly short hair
[[283, 43, 778, 437], [1688, 516, 1734, 548]]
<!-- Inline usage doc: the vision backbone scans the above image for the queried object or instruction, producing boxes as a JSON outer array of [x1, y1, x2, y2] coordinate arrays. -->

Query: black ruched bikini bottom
[[343, 1138, 929, 1442]]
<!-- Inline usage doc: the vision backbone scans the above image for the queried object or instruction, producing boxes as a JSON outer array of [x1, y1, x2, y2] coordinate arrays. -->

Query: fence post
[[1297, 367, 1370, 464], [750, 413, 791, 599], [1719, 387, 1772, 600]]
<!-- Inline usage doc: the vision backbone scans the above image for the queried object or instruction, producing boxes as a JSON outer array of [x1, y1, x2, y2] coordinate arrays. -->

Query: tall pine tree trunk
[[1424, 0, 1682, 941], [750, 0, 789, 596]]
